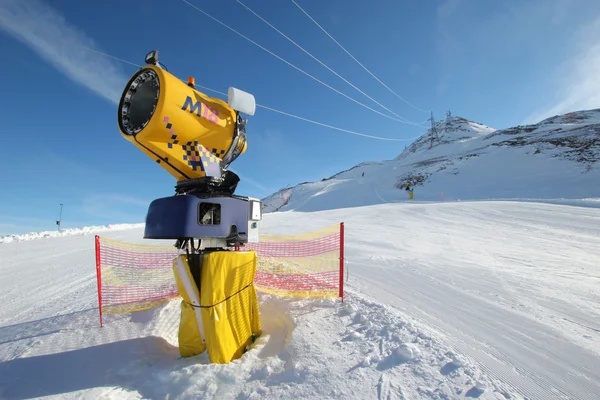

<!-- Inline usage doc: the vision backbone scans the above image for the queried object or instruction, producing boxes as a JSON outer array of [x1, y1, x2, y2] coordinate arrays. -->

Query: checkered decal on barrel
[[162, 116, 222, 177], [181, 140, 201, 171], [211, 148, 226, 158], [181, 141, 222, 177], [163, 116, 180, 149]]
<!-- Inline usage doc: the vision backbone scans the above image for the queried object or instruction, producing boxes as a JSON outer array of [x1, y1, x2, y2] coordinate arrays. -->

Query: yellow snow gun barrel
[[117, 52, 255, 182]]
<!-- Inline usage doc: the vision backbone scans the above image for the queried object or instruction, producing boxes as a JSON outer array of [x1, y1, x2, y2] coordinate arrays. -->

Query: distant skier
[[362, 172, 365, 178], [405, 183, 414, 200]]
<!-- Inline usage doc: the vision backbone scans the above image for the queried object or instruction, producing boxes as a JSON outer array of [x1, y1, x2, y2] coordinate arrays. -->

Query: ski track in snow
[[262, 201, 600, 400], [0, 201, 599, 399]]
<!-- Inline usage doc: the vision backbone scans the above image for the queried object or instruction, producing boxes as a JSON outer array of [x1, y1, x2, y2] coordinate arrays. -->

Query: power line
[[290, 0, 430, 114], [181, 0, 417, 126], [196, 85, 419, 142], [259, 104, 420, 141], [235, 0, 425, 128], [60, 42, 420, 142]]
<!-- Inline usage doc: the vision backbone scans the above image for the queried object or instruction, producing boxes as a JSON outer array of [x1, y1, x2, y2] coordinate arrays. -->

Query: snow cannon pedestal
[[173, 251, 261, 363], [144, 191, 263, 363]]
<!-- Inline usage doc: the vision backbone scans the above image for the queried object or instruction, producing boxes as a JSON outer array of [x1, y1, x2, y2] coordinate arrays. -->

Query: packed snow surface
[[1, 201, 600, 399]]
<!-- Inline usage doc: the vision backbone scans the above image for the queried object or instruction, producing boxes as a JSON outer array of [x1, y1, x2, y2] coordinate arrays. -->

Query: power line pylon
[[428, 111, 438, 149]]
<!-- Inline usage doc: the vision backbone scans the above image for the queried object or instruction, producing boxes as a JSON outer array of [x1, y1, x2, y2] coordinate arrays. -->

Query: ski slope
[[264, 201, 600, 400], [1, 201, 599, 399]]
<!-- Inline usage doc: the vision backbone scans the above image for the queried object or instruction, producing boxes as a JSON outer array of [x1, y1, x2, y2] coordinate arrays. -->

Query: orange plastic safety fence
[[246, 224, 341, 298], [95, 224, 342, 316], [96, 237, 182, 314]]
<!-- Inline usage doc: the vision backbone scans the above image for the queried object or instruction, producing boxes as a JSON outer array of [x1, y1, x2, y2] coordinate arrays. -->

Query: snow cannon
[[117, 50, 262, 248], [116, 51, 263, 365], [117, 50, 255, 185]]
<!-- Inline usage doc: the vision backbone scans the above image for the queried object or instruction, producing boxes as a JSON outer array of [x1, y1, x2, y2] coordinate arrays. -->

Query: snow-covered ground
[[264, 201, 600, 400], [1, 201, 599, 399]]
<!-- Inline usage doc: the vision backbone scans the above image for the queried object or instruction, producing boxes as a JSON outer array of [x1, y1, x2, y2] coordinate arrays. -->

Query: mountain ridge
[[263, 108, 600, 213]]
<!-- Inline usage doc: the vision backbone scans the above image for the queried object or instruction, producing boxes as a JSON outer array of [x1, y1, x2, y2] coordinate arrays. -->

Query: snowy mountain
[[394, 115, 496, 164], [263, 109, 600, 212]]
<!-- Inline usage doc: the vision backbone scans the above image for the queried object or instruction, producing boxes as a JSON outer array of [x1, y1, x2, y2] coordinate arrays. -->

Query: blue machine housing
[[144, 194, 260, 244]]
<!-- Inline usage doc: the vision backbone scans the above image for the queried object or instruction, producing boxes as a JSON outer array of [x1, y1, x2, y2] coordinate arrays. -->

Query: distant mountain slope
[[395, 116, 496, 164], [263, 109, 600, 212]]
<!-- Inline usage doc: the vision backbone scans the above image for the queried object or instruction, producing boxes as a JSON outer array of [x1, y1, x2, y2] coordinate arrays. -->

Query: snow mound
[[0, 223, 144, 244], [0, 288, 505, 399]]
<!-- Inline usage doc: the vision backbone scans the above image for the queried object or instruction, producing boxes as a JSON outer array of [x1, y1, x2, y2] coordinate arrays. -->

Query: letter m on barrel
[[182, 96, 202, 116]]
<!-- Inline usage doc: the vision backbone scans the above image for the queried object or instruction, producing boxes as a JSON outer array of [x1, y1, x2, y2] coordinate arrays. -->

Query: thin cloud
[[85, 194, 151, 208], [435, 0, 599, 120], [436, 0, 462, 21], [230, 169, 270, 193], [435, 0, 462, 99], [0, 0, 129, 104], [80, 194, 150, 223], [525, 17, 600, 124]]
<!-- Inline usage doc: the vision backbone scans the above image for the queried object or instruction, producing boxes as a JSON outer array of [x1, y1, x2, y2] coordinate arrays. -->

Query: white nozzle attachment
[[228, 87, 256, 116]]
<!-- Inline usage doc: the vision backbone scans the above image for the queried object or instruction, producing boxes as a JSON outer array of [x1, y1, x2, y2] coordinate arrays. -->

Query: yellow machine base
[[173, 251, 261, 364]]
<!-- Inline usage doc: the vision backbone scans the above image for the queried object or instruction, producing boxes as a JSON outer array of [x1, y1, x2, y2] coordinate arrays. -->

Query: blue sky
[[1, 0, 599, 235]]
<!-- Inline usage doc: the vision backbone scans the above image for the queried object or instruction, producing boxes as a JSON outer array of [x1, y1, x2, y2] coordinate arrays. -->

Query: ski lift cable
[[257, 104, 421, 141], [64, 43, 419, 142], [235, 0, 422, 126], [60, 39, 141, 68], [196, 84, 420, 142], [291, 0, 431, 114], [181, 0, 421, 126]]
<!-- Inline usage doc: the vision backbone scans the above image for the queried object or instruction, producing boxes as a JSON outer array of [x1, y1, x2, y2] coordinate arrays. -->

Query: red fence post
[[339, 222, 345, 302], [95, 235, 103, 328]]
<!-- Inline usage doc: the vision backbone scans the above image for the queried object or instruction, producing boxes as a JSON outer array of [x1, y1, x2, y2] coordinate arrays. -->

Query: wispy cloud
[[434, 0, 463, 99], [436, 0, 464, 53], [230, 169, 270, 194], [79, 194, 150, 223], [524, 17, 600, 124], [0, 0, 129, 104], [435, 0, 600, 124], [85, 194, 150, 208], [436, 0, 462, 21], [436, 0, 575, 55]]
